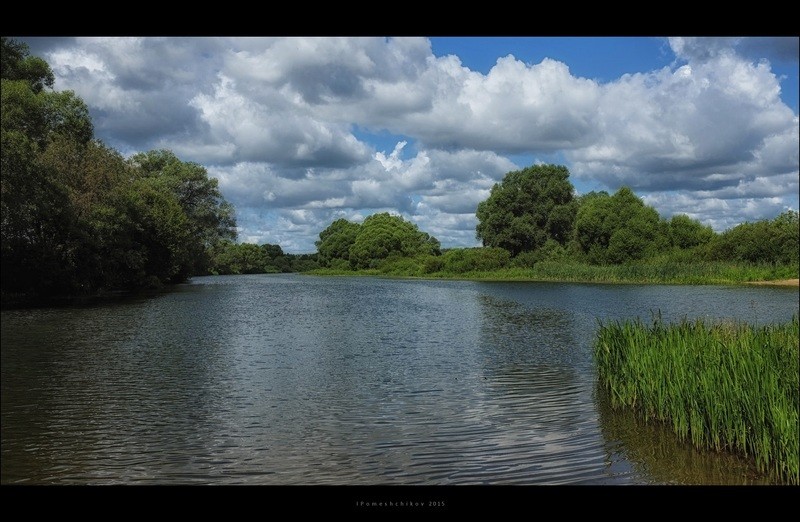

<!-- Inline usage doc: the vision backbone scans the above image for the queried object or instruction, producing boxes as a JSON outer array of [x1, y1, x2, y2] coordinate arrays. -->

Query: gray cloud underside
[[22, 36, 800, 252]]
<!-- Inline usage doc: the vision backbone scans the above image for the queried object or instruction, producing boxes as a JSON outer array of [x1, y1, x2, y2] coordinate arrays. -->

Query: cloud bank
[[28, 36, 799, 251]]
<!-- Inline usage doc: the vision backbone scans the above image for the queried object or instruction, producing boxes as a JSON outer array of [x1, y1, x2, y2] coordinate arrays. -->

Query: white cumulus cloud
[[23, 36, 799, 251]]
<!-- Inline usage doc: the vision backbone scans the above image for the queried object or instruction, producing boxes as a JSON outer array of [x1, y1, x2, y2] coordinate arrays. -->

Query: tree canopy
[[315, 218, 361, 267], [476, 164, 576, 256], [1, 38, 237, 300], [315, 213, 440, 269], [708, 210, 799, 265], [573, 187, 669, 264]]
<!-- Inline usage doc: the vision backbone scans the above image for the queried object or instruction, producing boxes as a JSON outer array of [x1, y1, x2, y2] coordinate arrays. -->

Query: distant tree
[[668, 214, 715, 250], [348, 213, 440, 269], [476, 164, 577, 256], [574, 187, 669, 264], [708, 210, 799, 265], [261, 243, 284, 260], [288, 254, 320, 272], [772, 210, 800, 265], [441, 247, 510, 273], [315, 218, 361, 267]]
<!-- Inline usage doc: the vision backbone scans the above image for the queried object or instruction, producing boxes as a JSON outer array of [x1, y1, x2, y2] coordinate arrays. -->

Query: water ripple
[[3, 274, 796, 484]]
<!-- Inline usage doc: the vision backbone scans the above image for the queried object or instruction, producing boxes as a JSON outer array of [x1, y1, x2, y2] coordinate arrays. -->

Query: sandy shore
[[746, 279, 799, 287]]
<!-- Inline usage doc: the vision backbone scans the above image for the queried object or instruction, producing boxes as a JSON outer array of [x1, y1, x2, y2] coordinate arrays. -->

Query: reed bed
[[594, 315, 799, 484], [308, 260, 798, 285]]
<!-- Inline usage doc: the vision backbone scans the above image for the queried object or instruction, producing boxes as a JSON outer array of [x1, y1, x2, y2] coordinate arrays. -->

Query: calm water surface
[[2, 275, 797, 484]]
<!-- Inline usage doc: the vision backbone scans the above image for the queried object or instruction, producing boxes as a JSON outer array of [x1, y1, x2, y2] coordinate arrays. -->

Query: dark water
[[2, 275, 797, 484]]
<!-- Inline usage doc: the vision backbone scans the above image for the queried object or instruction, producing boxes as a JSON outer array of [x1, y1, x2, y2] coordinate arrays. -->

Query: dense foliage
[[315, 218, 361, 268], [316, 213, 440, 269], [573, 187, 670, 264], [708, 210, 799, 265], [476, 164, 576, 256], [1, 38, 237, 300], [312, 162, 797, 282], [208, 241, 319, 275]]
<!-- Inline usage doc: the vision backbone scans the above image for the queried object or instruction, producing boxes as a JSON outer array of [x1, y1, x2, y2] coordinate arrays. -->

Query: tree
[[1, 39, 87, 296], [772, 210, 800, 265], [342, 213, 440, 269], [708, 210, 799, 265], [574, 187, 669, 264], [130, 150, 237, 278], [1, 39, 238, 299], [442, 247, 510, 273], [668, 214, 715, 250], [476, 164, 577, 256], [1, 38, 54, 93], [261, 243, 284, 260], [315, 218, 362, 267]]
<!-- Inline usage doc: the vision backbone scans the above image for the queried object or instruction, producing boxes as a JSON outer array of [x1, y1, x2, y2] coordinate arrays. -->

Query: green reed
[[308, 259, 798, 286], [594, 315, 799, 484]]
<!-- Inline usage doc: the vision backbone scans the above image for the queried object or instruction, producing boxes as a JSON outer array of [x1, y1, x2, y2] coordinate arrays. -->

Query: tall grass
[[594, 315, 799, 484], [308, 259, 798, 285]]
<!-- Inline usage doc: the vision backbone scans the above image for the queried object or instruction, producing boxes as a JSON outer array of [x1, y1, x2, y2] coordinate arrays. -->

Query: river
[[2, 274, 797, 484]]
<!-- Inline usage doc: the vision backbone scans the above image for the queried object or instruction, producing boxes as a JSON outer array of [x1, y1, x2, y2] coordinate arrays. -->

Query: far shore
[[746, 279, 800, 287]]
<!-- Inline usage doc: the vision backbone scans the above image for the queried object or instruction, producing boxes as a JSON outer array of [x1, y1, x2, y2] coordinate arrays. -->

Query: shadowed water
[[2, 275, 797, 484]]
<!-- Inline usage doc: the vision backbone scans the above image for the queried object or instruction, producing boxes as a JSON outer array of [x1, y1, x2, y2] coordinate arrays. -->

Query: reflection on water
[[2, 275, 798, 484], [596, 386, 773, 485]]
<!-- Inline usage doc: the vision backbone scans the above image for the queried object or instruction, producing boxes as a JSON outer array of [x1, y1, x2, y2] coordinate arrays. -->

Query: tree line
[[313, 164, 799, 273], [208, 241, 319, 275]]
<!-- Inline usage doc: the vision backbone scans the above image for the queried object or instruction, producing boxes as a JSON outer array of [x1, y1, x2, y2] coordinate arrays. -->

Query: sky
[[19, 36, 800, 253]]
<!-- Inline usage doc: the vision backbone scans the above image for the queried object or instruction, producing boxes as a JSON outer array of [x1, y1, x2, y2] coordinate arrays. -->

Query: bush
[[378, 256, 425, 276], [421, 255, 444, 274], [442, 247, 510, 273]]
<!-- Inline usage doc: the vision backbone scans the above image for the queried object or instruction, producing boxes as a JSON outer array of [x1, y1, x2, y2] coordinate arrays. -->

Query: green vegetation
[[208, 241, 319, 275], [594, 316, 799, 484], [310, 163, 798, 285], [476, 164, 576, 255], [315, 212, 439, 270], [1, 38, 236, 303], [311, 256, 796, 285], [4, 37, 796, 297], [574, 188, 670, 264]]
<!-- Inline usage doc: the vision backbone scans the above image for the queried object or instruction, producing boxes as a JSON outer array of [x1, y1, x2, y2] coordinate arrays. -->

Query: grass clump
[[594, 315, 799, 484]]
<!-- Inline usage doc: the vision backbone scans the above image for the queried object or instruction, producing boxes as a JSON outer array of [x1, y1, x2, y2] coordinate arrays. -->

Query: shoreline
[[306, 270, 800, 287], [745, 279, 799, 287]]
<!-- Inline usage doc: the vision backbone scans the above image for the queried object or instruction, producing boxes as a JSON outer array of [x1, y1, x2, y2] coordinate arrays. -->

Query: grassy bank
[[308, 259, 799, 286], [594, 316, 799, 484]]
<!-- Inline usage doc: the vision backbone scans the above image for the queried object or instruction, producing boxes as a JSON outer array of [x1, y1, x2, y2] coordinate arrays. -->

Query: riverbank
[[594, 316, 799, 485], [746, 279, 799, 287], [308, 260, 800, 286]]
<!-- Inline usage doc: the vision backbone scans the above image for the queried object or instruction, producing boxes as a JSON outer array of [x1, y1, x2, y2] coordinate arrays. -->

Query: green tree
[[1, 38, 54, 93], [772, 210, 800, 265], [1, 39, 90, 296], [668, 214, 715, 250], [574, 187, 668, 264], [261, 243, 284, 260], [1, 39, 238, 299], [476, 164, 577, 256], [708, 210, 799, 265], [348, 213, 440, 269], [130, 150, 236, 278], [315, 218, 362, 267]]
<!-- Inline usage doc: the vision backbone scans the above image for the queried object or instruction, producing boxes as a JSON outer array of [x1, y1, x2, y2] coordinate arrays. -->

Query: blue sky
[[21, 37, 800, 252]]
